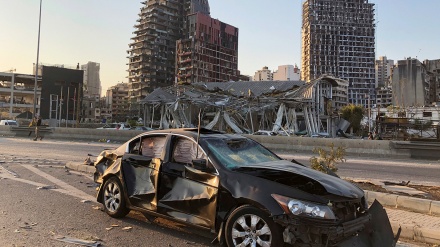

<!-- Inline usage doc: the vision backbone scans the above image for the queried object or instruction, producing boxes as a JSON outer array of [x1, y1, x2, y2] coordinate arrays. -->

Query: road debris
[[122, 226, 132, 231], [53, 235, 102, 247], [83, 157, 93, 166], [81, 199, 91, 203], [36, 185, 57, 190]]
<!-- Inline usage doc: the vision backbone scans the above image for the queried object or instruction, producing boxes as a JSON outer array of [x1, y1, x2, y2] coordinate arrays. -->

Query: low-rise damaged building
[[0, 72, 42, 119]]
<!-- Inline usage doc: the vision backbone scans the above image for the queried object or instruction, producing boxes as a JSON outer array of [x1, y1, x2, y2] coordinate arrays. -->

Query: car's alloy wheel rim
[[231, 214, 272, 247], [104, 181, 121, 213]]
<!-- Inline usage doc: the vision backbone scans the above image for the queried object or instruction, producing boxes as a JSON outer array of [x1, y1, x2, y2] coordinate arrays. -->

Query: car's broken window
[[129, 137, 142, 154], [172, 137, 207, 165], [140, 136, 166, 158], [127, 135, 166, 157], [204, 138, 280, 169]]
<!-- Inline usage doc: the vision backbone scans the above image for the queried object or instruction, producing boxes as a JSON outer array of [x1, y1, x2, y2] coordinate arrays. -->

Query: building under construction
[[301, 0, 376, 106], [176, 12, 239, 84], [127, 0, 218, 106], [127, 0, 210, 102]]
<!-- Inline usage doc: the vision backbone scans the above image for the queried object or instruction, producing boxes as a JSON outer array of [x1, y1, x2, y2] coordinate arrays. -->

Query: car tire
[[102, 177, 130, 218], [225, 205, 283, 247]]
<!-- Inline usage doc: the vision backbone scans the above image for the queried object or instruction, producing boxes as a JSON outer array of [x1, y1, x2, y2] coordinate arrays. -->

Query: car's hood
[[238, 160, 364, 198]]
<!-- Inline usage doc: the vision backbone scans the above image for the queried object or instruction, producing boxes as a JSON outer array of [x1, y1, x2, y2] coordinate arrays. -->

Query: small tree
[[127, 119, 138, 127], [310, 143, 346, 173], [340, 104, 364, 134]]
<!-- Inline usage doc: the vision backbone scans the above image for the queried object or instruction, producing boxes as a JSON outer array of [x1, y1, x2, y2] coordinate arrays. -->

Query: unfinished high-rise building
[[127, 0, 210, 104], [301, 0, 376, 106], [391, 58, 430, 107], [175, 12, 239, 84]]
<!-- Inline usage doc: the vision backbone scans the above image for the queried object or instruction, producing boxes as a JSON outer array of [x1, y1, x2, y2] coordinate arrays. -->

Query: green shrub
[[127, 119, 138, 127], [340, 104, 364, 134], [309, 143, 346, 174]]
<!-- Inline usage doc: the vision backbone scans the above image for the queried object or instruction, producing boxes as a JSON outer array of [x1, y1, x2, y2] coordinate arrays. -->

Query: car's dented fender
[[96, 158, 124, 203]]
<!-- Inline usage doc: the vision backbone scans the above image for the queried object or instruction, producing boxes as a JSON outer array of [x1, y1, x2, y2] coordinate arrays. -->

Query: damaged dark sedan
[[93, 128, 399, 247]]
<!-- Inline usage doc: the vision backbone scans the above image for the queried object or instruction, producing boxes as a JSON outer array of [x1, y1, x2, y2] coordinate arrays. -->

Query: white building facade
[[253, 66, 273, 81], [273, 65, 300, 81]]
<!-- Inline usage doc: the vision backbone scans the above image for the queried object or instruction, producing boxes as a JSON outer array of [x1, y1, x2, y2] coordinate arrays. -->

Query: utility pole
[[33, 0, 42, 118]]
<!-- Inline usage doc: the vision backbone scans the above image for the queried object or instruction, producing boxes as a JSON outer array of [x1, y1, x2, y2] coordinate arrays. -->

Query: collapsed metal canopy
[[140, 76, 346, 136]]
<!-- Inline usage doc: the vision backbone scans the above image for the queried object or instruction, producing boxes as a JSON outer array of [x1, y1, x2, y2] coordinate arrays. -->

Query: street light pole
[[33, 0, 42, 118]]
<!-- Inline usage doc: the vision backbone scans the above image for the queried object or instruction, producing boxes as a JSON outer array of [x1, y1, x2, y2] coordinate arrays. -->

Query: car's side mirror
[[192, 159, 208, 171]]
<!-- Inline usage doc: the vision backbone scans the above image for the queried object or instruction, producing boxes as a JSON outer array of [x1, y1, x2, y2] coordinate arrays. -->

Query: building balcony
[[0, 102, 40, 108], [0, 87, 42, 94], [179, 58, 192, 64]]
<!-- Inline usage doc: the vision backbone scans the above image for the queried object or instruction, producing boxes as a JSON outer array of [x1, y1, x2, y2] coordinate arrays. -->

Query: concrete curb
[[365, 191, 440, 216], [66, 162, 95, 174]]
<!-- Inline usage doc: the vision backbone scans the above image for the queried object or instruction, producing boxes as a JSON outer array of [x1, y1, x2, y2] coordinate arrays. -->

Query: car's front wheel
[[102, 177, 129, 218], [225, 205, 282, 247]]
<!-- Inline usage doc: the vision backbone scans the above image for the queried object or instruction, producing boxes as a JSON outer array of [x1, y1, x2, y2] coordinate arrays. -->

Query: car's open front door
[[121, 135, 167, 211], [157, 136, 219, 229]]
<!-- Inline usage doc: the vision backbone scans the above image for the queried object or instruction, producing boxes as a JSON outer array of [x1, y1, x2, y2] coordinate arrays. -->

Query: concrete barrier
[[0, 125, 13, 137], [45, 128, 144, 142], [245, 134, 410, 158], [0, 127, 413, 157]]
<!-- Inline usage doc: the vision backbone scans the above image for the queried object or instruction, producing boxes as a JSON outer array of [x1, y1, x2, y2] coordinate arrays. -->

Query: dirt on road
[[351, 180, 440, 201]]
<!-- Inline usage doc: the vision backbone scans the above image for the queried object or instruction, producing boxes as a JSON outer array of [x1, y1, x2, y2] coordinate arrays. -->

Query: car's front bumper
[[273, 200, 400, 247]]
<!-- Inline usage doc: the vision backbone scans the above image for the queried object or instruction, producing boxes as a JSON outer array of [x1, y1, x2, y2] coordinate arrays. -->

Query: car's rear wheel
[[102, 177, 129, 218], [225, 205, 282, 247]]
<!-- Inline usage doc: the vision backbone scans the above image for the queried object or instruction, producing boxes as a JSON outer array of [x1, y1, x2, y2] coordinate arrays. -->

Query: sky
[[1, 0, 439, 96]]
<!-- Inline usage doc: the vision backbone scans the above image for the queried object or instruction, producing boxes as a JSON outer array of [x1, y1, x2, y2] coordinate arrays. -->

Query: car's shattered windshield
[[204, 137, 280, 170]]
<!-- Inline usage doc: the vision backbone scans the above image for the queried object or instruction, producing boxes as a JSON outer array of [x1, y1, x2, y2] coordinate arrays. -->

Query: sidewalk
[[65, 162, 440, 245], [387, 208, 440, 245]]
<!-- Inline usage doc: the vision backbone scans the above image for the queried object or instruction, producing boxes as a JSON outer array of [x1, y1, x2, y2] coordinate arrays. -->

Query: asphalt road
[[2, 136, 439, 186], [0, 137, 213, 247], [0, 136, 436, 247]]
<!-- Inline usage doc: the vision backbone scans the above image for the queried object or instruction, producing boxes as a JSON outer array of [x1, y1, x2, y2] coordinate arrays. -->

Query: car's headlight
[[272, 194, 336, 220]]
